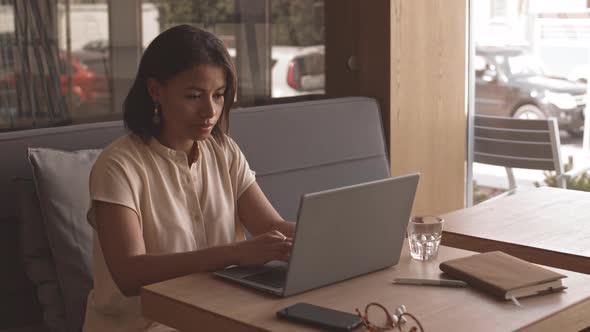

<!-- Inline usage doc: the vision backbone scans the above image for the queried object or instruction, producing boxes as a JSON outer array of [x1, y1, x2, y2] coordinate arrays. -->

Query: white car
[[228, 45, 325, 98], [271, 45, 324, 97], [568, 64, 590, 85]]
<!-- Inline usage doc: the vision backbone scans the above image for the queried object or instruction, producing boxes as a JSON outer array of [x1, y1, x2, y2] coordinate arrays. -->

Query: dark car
[[475, 46, 587, 137]]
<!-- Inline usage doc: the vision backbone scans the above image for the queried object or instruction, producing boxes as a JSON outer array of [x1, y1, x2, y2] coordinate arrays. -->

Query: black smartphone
[[277, 302, 363, 331]]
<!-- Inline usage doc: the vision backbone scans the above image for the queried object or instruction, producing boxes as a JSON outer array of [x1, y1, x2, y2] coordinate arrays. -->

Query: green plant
[[473, 181, 488, 204], [473, 181, 507, 204], [152, 0, 324, 47], [535, 155, 590, 191]]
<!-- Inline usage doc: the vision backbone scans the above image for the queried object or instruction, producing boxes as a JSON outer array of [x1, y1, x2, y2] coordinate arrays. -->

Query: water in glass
[[407, 216, 444, 261], [409, 232, 442, 260]]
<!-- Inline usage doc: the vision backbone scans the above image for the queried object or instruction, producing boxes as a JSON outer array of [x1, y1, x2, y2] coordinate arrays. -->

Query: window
[[144, 0, 325, 106], [0, 0, 112, 131], [470, 0, 590, 204], [0, 0, 325, 131]]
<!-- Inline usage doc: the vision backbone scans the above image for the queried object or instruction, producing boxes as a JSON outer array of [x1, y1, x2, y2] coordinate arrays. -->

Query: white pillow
[[28, 148, 101, 332]]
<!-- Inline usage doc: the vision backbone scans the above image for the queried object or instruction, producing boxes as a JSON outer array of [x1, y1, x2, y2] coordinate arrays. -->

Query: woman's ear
[[146, 78, 162, 102]]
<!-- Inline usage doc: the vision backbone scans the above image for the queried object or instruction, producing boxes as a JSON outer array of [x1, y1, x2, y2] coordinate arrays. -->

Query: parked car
[[271, 45, 324, 98], [0, 54, 108, 113], [475, 46, 587, 137], [82, 39, 109, 54], [59, 55, 109, 108], [227, 45, 325, 98], [568, 64, 590, 85]]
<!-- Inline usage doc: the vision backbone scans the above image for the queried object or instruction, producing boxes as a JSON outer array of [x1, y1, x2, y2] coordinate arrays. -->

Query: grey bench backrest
[[0, 121, 126, 221], [0, 97, 389, 222], [0, 97, 388, 222], [229, 97, 389, 220]]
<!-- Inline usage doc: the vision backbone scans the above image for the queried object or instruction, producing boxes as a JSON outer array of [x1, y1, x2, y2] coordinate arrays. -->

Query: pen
[[392, 277, 468, 288]]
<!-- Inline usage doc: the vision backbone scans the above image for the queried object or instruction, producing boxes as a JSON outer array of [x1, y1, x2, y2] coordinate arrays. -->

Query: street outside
[[471, 2, 590, 197]]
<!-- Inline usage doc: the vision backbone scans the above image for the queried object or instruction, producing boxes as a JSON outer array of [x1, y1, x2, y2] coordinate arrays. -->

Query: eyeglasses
[[355, 302, 424, 332]]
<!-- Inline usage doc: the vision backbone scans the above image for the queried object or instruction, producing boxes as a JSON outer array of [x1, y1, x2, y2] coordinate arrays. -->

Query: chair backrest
[[473, 115, 564, 187]]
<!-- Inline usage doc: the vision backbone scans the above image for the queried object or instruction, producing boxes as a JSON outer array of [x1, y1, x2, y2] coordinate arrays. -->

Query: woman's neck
[[155, 132, 198, 165]]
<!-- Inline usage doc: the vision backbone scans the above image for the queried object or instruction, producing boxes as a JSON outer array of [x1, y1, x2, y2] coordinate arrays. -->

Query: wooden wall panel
[[326, 0, 467, 214], [390, 0, 467, 215], [325, 1, 360, 97], [358, 1, 391, 144], [325, 0, 391, 147]]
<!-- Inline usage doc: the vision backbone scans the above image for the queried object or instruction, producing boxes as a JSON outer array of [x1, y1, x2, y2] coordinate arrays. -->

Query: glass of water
[[407, 216, 444, 261]]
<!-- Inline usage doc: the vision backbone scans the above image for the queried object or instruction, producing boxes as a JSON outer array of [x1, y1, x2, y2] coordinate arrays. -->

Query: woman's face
[[149, 64, 226, 143]]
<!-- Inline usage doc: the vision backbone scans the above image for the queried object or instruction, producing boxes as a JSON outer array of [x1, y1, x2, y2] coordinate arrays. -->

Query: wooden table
[[141, 243, 590, 332], [442, 187, 590, 274]]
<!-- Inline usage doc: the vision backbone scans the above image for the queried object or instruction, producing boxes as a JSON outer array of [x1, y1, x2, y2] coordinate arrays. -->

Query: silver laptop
[[214, 173, 420, 297]]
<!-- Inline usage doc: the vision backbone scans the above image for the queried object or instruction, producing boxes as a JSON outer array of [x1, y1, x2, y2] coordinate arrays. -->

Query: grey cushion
[[28, 148, 101, 332], [14, 178, 66, 331]]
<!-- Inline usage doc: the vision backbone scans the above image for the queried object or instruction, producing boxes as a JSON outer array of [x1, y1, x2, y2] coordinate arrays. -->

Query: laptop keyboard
[[243, 268, 287, 289]]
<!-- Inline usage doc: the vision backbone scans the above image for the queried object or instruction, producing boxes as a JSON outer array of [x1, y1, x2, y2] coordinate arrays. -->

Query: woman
[[83, 25, 295, 332]]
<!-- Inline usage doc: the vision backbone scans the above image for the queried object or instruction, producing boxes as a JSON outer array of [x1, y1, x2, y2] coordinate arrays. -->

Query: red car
[[0, 54, 109, 112], [59, 55, 109, 108]]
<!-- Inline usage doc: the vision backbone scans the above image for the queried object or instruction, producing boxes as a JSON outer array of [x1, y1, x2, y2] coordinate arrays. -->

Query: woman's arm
[[237, 182, 296, 238], [95, 200, 291, 297]]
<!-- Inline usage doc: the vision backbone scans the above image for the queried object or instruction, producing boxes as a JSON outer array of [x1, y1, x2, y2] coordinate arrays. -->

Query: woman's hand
[[232, 230, 292, 267]]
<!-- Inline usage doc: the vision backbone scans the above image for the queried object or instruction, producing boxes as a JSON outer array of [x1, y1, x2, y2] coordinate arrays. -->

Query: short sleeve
[[225, 137, 256, 198], [87, 151, 141, 229]]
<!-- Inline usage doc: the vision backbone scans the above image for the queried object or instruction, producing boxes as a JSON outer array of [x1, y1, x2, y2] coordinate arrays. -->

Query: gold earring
[[153, 101, 161, 125]]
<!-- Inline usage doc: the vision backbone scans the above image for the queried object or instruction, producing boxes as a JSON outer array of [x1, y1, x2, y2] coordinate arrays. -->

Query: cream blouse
[[83, 134, 255, 332]]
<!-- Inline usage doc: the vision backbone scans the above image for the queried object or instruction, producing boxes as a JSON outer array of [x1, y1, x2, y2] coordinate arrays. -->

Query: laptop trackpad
[[243, 266, 287, 289], [218, 260, 286, 276], [219, 261, 287, 289]]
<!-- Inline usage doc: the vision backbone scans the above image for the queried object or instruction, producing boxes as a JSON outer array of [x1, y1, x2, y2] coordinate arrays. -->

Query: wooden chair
[[473, 115, 590, 203]]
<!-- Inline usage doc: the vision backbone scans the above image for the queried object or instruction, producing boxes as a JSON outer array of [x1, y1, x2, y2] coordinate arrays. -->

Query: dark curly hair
[[123, 24, 236, 144]]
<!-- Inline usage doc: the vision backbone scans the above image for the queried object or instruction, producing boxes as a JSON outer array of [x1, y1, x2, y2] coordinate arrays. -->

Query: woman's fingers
[[257, 230, 289, 243], [271, 241, 292, 252], [236, 230, 293, 266]]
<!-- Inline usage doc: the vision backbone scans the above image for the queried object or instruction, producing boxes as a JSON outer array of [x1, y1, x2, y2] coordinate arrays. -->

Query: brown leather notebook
[[439, 251, 567, 300]]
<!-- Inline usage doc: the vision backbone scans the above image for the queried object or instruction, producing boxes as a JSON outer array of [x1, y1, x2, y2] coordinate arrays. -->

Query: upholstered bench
[[0, 96, 389, 331]]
